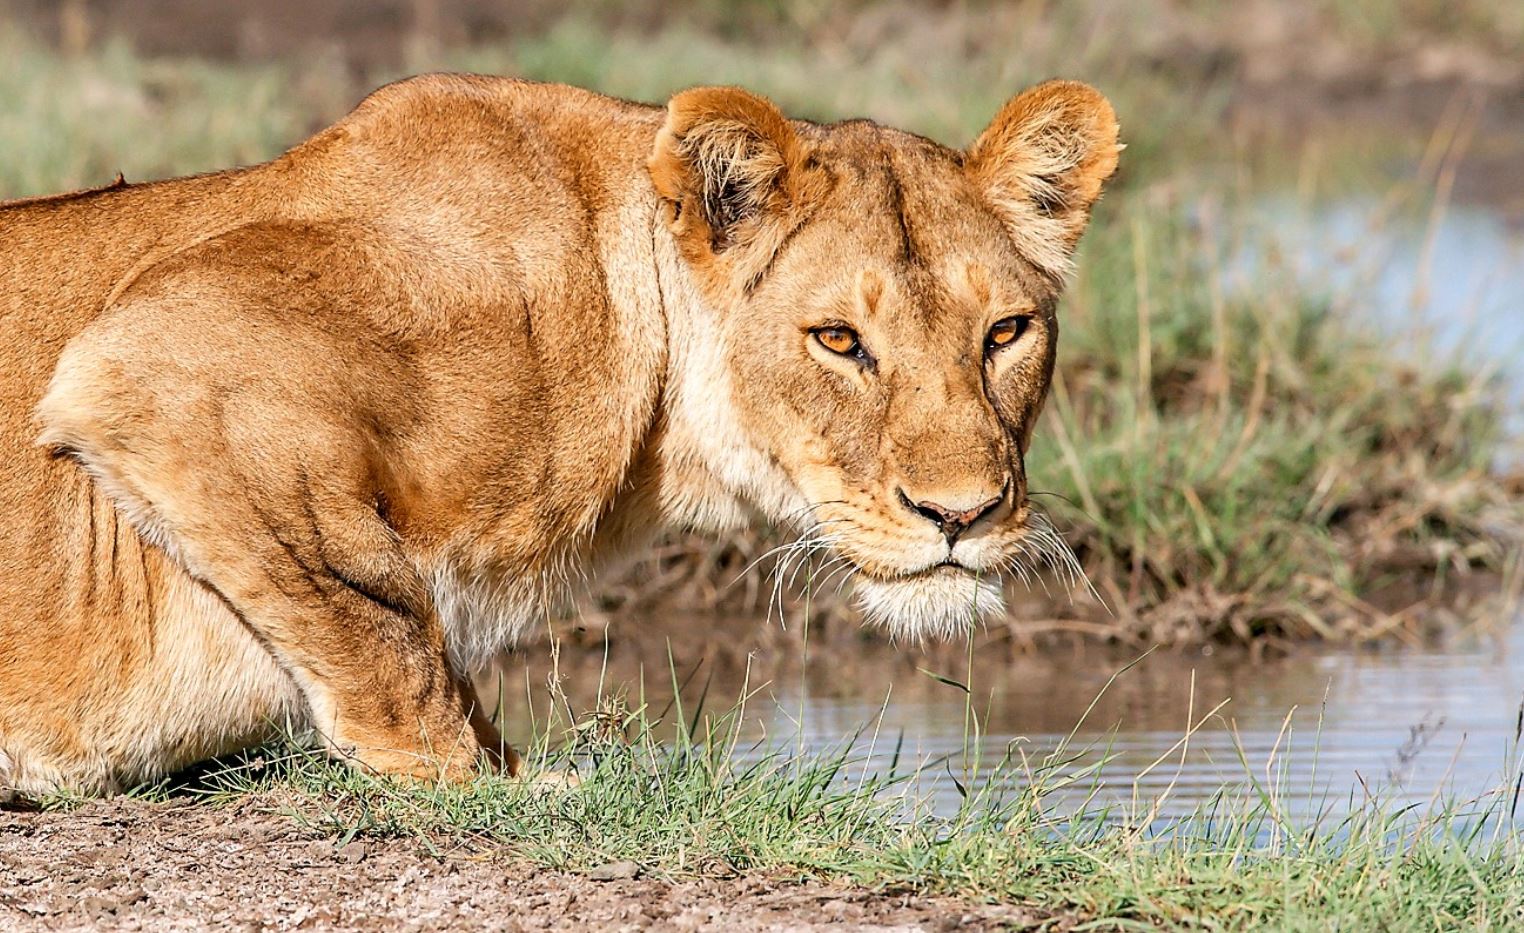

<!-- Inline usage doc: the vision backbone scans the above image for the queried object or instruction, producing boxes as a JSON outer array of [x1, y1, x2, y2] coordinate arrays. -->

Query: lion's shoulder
[[324, 73, 660, 146]]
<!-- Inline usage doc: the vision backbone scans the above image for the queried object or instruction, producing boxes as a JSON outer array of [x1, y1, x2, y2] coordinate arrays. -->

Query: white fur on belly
[[430, 561, 555, 676]]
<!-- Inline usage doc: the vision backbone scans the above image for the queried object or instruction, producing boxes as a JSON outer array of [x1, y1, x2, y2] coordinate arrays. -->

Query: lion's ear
[[649, 86, 816, 282], [965, 80, 1121, 279]]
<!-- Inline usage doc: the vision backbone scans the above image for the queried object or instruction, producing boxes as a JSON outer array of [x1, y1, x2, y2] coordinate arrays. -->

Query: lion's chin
[[853, 567, 1005, 643]]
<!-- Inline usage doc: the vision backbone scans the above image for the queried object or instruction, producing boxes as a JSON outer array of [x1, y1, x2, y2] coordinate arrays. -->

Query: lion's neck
[[612, 217, 807, 541]]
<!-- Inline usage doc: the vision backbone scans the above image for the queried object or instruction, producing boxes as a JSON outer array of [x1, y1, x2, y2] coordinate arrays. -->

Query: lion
[[0, 74, 1119, 798]]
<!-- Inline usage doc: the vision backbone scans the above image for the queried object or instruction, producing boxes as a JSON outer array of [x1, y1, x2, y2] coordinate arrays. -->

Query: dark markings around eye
[[811, 325, 877, 372], [986, 316, 1031, 354]]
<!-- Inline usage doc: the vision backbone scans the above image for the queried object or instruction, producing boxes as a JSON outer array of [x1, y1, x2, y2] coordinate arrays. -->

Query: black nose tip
[[897, 485, 1005, 545]]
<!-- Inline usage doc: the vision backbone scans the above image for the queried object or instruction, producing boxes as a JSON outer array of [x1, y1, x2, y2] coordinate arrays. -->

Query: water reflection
[[750, 623, 1524, 818], [496, 614, 1524, 820]]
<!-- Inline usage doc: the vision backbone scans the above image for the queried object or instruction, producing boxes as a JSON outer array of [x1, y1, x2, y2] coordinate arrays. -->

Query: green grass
[[1021, 199, 1520, 644], [131, 675, 1524, 931], [0, 29, 344, 198], [0, 8, 1208, 197], [1, 8, 1519, 647]]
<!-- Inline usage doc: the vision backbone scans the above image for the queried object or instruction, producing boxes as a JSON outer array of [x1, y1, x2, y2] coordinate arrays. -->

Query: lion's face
[[729, 164, 1055, 639], [651, 81, 1120, 640]]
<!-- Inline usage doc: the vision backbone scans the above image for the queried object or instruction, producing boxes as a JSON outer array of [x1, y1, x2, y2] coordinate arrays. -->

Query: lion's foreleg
[[39, 306, 490, 783]]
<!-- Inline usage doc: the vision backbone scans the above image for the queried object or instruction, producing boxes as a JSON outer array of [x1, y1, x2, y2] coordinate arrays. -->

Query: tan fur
[[0, 75, 1118, 797]]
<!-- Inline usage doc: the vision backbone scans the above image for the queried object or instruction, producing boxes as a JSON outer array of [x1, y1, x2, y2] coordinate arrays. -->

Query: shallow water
[[501, 615, 1524, 821], [747, 624, 1524, 820], [1248, 197, 1523, 341]]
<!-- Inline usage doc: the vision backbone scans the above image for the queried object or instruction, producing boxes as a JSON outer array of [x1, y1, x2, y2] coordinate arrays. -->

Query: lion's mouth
[[924, 560, 970, 576], [850, 560, 1007, 642], [869, 559, 979, 585]]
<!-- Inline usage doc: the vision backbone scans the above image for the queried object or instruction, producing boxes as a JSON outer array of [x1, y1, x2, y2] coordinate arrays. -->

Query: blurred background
[[3, 1, 1522, 213], [4, 0, 1522, 816]]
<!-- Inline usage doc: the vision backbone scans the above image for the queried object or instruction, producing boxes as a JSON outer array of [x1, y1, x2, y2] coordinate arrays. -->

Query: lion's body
[[1, 77, 680, 793], [0, 74, 1117, 797]]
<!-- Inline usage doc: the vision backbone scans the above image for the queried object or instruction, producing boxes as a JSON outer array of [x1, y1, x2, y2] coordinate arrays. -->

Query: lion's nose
[[897, 484, 1006, 545]]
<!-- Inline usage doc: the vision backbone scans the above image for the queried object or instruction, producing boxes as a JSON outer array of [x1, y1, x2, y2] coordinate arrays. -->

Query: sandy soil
[[0, 799, 1054, 932]]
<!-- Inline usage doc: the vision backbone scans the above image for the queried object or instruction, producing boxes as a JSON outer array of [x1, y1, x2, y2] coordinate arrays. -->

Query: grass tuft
[[154, 678, 1524, 930]]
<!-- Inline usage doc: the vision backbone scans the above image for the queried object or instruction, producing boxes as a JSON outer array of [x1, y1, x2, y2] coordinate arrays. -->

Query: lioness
[[0, 75, 1118, 797]]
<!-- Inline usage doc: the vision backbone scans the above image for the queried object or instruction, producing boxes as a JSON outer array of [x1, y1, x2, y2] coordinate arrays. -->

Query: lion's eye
[[813, 326, 862, 357], [986, 316, 1030, 353]]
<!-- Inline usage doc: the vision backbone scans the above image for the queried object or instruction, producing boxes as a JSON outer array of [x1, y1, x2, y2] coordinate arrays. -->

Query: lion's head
[[649, 81, 1120, 641]]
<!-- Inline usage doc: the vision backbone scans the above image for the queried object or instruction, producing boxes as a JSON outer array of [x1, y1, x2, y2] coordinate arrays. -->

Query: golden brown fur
[[0, 75, 1118, 797]]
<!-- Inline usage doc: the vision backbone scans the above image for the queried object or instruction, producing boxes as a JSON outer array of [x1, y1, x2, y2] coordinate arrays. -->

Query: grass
[[114, 664, 1524, 931], [0, 4, 1519, 652], [1019, 195, 1520, 645], [0, 29, 344, 198], [0, 7, 1208, 196]]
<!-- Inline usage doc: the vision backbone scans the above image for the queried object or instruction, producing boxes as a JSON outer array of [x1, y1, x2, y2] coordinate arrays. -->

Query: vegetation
[[108, 673, 1524, 931], [1021, 200, 1519, 645]]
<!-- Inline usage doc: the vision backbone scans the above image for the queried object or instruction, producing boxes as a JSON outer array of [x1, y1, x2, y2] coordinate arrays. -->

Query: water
[[1244, 197, 1524, 345], [499, 610, 1524, 821], [743, 625, 1524, 820]]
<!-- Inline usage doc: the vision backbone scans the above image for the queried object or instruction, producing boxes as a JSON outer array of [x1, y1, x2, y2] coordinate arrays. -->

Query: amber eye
[[986, 316, 1030, 352], [813, 326, 861, 357]]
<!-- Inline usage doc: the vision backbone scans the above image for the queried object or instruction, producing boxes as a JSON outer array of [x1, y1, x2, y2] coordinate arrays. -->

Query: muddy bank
[[0, 799, 1050, 932]]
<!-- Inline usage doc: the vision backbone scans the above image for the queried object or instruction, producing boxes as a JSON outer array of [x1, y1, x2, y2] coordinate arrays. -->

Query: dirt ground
[[0, 799, 1053, 932]]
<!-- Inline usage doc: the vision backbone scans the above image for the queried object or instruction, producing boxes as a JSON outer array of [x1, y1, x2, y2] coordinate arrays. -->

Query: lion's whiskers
[[731, 517, 848, 586], [999, 508, 1100, 606], [736, 499, 1098, 632], [816, 557, 858, 597], [756, 522, 850, 626]]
